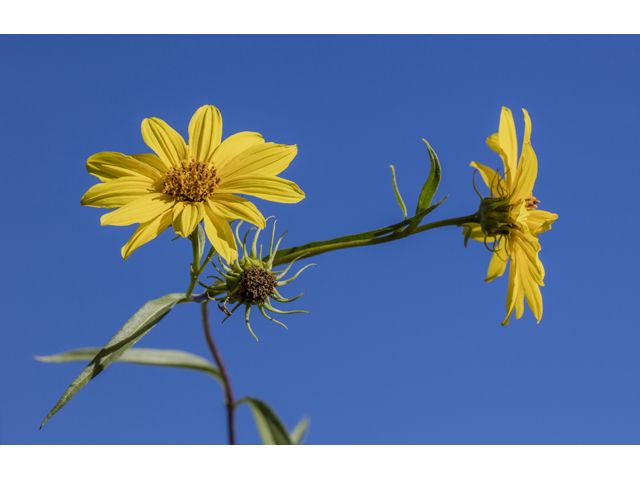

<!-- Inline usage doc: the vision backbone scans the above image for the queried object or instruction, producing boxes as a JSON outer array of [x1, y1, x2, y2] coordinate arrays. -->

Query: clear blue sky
[[2, 35, 639, 445]]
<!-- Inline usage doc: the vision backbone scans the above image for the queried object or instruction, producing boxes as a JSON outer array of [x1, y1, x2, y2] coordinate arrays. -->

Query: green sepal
[[237, 397, 293, 445], [35, 347, 223, 385], [39, 293, 185, 429], [416, 139, 442, 214]]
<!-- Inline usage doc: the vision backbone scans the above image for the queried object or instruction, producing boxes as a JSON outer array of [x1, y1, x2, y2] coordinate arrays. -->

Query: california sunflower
[[81, 105, 305, 262], [463, 107, 558, 325]]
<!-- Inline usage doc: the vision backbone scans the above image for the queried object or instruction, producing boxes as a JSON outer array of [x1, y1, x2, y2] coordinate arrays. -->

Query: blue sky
[[2, 35, 639, 445]]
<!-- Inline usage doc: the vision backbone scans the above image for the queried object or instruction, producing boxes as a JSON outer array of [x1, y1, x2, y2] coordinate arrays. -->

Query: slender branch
[[201, 300, 236, 445], [271, 213, 478, 267]]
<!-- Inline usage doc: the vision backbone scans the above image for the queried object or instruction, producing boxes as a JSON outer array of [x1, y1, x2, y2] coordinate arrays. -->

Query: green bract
[[200, 218, 315, 341]]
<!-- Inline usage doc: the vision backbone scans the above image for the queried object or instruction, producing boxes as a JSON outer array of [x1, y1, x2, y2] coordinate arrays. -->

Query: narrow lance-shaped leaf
[[389, 165, 407, 220], [39, 293, 185, 429], [416, 138, 442, 214], [237, 397, 293, 445], [35, 347, 223, 385], [289, 416, 310, 445]]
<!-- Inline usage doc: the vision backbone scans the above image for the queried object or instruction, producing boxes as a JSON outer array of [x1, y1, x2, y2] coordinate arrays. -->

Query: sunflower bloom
[[464, 107, 558, 325], [81, 105, 305, 262]]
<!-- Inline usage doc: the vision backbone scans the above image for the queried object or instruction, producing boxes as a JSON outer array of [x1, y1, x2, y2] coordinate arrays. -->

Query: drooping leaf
[[289, 416, 310, 445], [39, 293, 185, 429], [416, 139, 442, 214], [35, 347, 222, 385], [389, 165, 407, 220], [237, 397, 293, 445]]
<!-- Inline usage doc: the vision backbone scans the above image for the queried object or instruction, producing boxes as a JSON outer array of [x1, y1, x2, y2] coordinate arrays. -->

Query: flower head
[[203, 218, 314, 341], [463, 107, 558, 325], [81, 105, 305, 262]]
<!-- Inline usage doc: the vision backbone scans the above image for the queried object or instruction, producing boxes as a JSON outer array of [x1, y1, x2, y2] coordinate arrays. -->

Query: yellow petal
[[486, 133, 502, 154], [207, 194, 266, 229], [81, 177, 157, 208], [522, 108, 532, 146], [172, 202, 204, 237], [516, 246, 543, 322], [510, 201, 530, 234], [188, 105, 222, 164], [511, 231, 544, 285], [209, 132, 265, 171], [216, 174, 305, 204], [219, 143, 297, 179], [100, 193, 175, 226], [510, 143, 538, 202], [503, 257, 519, 326], [121, 208, 173, 260], [527, 210, 558, 235], [485, 237, 508, 282], [141, 117, 188, 167], [498, 107, 518, 189], [202, 203, 238, 263], [131, 153, 170, 174], [515, 285, 525, 320], [87, 152, 163, 182], [470, 161, 505, 197]]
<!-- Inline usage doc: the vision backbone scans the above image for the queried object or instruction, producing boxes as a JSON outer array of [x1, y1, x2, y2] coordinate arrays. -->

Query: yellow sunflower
[[464, 107, 558, 325], [81, 105, 304, 262]]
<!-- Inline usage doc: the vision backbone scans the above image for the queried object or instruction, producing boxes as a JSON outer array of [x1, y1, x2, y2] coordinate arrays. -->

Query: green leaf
[[416, 139, 442, 214], [289, 416, 310, 445], [195, 223, 206, 262], [39, 293, 185, 429], [389, 165, 407, 220], [35, 347, 222, 385], [237, 397, 293, 445], [405, 194, 449, 235]]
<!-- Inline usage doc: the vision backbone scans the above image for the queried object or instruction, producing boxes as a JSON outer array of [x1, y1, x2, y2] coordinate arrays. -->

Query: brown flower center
[[235, 267, 278, 304], [525, 196, 540, 211], [163, 159, 220, 203]]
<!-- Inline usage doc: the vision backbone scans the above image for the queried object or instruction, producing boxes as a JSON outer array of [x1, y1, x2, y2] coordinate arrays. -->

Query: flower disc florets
[[162, 159, 220, 202], [201, 218, 315, 342], [234, 267, 278, 304]]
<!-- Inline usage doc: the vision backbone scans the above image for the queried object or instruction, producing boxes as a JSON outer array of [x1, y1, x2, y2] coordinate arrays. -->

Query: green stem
[[185, 230, 204, 299], [271, 213, 478, 267]]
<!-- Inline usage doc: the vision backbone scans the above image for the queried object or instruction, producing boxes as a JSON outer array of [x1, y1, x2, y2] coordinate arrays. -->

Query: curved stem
[[201, 300, 236, 445], [271, 213, 478, 267]]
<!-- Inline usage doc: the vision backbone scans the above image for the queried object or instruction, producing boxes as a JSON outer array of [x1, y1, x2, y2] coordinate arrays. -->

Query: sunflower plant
[[37, 105, 557, 444]]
